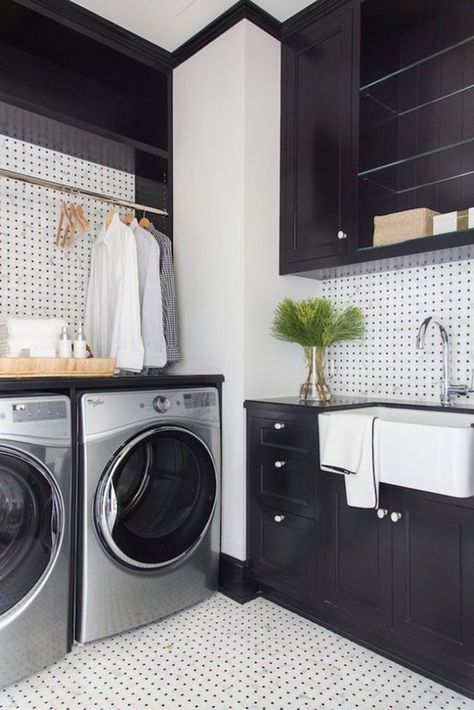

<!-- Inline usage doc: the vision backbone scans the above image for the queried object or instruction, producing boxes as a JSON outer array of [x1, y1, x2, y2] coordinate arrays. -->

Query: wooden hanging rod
[[0, 167, 168, 216]]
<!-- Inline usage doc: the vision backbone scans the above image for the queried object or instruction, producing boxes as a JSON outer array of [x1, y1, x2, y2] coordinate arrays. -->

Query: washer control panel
[[0, 396, 71, 440], [12, 399, 68, 423]]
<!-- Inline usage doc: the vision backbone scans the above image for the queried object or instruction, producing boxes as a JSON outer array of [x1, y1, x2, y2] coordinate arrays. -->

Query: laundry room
[[0, 0, 473, 708]]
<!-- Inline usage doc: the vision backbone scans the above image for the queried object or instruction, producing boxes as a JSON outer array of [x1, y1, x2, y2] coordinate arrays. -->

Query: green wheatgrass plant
[[271, 297, 365, 401]]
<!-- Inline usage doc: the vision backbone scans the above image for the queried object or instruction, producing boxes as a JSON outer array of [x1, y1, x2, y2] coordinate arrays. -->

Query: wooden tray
[[0, 357, 116, 377]]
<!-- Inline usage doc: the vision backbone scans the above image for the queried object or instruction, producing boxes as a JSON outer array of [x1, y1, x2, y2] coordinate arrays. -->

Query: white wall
[[173, 20, 321, 560], [242, 23, 321, 400]]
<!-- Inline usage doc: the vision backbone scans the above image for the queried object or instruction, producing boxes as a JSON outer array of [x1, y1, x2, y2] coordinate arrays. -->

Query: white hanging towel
[[130, 219, 167, 368], [84, 213, 144, 372], [320, 412, 379, 508]]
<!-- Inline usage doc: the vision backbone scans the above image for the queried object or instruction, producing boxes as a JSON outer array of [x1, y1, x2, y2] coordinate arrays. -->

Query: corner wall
[[172, 20, 321, 560]]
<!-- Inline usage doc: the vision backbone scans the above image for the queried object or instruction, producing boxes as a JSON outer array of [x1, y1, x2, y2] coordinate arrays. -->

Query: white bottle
[[73, 326, 87, 359], [58, 326, 72, 358]]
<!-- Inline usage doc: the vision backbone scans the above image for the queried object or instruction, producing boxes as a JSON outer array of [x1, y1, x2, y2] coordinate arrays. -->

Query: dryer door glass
[[97, 427, 217, 568], [0, 451, 59, 615]]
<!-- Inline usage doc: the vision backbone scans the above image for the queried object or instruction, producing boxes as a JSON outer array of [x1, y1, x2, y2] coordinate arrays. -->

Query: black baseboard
[[218, 553, 260, 604]]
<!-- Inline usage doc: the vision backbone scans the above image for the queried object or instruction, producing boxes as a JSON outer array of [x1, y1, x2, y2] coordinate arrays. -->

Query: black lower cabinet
[[391, 491, 474, 665], [322, 475, 392, 628], [249, 503, 318, 598], [244, 402, 474, 698]]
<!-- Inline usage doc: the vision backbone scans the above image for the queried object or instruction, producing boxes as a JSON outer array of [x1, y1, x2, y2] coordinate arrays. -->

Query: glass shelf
[[360, 170, 474, 196], [361, 84, 474, 121], [360, 36, 473, 93], [358, 138, 474, 179]]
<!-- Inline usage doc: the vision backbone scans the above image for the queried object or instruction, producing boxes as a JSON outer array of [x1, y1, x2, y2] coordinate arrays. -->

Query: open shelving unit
[[357, 0, 473, 257], [0, 0, 172, 234]]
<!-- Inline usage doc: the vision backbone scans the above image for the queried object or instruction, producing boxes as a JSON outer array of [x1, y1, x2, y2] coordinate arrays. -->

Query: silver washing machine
[[0, 395, 72, 689], [77, 387, 221, 643]]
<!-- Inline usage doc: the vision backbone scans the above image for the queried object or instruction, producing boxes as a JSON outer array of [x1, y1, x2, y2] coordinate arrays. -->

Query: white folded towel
[[320, 412, 379, 509], [3, 317, 66, 340]]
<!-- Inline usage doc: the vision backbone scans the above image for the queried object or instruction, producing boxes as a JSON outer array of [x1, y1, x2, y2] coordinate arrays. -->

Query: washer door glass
[[0, 451, 59, 615], [97, 427, 217, 569]]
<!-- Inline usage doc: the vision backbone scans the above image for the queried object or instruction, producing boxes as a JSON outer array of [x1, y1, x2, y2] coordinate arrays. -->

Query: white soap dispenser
[[58, 325, 72, 358], [73, 326, 87, 359]]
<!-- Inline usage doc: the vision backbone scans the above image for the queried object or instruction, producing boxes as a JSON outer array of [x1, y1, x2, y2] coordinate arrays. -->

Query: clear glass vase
[[299, 346, 331, 403]]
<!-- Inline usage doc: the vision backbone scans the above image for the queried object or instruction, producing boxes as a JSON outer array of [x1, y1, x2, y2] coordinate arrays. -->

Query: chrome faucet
[[416, 316, 470, 406]]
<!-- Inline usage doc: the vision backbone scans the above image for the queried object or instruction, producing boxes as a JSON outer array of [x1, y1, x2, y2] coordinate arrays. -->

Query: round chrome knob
[[274, 461, 286, 469], [153, 396, 171, 413], [274, 514, 286, 523], [376, 508, 388, 519], [337, 230, 348, 240], [274, 422, 285, 430], [390, 512, 402, 523]]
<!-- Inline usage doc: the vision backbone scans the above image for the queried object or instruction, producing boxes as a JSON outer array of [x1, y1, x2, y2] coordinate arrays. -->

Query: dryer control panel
[[81, 388, 220, 439]]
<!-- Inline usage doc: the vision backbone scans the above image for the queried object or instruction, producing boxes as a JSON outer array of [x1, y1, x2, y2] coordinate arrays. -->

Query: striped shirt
[[147, 225, 181, 370]]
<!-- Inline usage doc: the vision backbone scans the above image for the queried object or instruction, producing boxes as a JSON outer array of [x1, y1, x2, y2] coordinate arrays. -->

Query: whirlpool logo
[[87, 398, 104, 407]]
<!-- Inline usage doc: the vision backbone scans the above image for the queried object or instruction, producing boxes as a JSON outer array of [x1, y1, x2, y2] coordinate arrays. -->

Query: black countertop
[[244, 393, 474, 414], [0, 373, 225, 393]]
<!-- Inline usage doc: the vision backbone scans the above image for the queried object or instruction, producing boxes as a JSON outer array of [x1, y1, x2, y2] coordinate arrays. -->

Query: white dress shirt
[[131, 219, 167, 368], [85, 213, 144, 372]]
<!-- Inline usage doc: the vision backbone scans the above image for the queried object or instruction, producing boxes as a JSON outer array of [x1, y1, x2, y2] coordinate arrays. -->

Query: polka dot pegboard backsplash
[[322, 260, 474, 403], [0, 135, 134, 330]]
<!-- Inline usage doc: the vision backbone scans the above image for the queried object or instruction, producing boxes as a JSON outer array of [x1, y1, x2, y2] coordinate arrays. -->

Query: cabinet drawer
[[253, 416, 317, 460], [249, 503, 318, 595], [252, 451, 318, 519]]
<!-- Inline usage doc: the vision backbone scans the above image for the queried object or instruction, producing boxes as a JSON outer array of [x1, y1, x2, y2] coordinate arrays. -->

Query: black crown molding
[[281, 0, 351, 38], [12, 0, 173, 71], [172, 1, 282, 68], [13, 0, 345, 74]]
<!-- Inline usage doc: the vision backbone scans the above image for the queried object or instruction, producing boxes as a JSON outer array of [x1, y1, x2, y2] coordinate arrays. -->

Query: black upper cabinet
[[280, 3, 357, 273], [358, 0, 474, 249], [281, 0, 474, 278]]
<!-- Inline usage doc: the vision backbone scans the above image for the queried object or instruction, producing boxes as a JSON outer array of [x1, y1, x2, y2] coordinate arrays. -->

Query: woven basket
[[373, 208, 440, 247]]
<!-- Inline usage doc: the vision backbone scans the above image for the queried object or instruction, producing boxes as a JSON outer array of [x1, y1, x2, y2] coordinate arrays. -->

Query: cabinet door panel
[[323, 475, 392, 627], [280, 6, 355, 271], [254, 451, 318, 519], [392, 492, 474, 663], [253, 416, 317, 460], [249, 503, 318, 596]]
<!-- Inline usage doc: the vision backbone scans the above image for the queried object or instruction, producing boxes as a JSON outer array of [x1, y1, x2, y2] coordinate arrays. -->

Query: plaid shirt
[[147, 225, 181, 370]]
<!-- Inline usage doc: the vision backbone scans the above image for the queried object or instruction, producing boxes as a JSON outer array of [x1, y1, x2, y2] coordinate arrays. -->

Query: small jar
[[58, 326, 72, 358], [73, 326, 87, 359]]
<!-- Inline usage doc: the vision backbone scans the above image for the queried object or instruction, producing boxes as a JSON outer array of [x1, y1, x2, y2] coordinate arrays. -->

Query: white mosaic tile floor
[[1, 594, 473, 710]]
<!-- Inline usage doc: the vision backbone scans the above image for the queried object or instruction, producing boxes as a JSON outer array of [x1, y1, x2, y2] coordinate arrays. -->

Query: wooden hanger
[[74, 203, 91, 234], [56, 200, 75, 246], [122, 212, 134, 225], [65, 203, 89, 247], [139, 210, 151, 229], [55, 200, 67, 246]]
